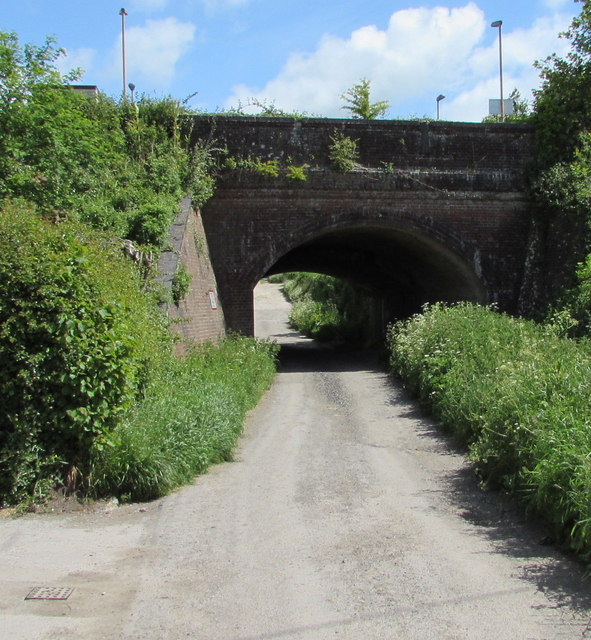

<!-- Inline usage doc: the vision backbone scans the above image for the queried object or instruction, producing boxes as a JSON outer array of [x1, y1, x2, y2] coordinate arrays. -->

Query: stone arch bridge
[[190, 116, 534, 336]]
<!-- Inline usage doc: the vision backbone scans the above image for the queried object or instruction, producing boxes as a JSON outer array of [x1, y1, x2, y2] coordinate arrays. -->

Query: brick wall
[[190, 116, 535, 335], [158, 196, 226, 349], [188, 115, 533, 176]]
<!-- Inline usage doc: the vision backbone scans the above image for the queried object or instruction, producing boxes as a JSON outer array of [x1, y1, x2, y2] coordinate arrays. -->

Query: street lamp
[[491, 20, 504, 121], [436, 94, 445, 120], [119, 8, 128, 101]]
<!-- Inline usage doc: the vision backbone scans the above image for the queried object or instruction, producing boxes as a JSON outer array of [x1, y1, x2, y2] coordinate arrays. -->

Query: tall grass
[[89, 335, 278, 502], [388, 303, 591, 560]]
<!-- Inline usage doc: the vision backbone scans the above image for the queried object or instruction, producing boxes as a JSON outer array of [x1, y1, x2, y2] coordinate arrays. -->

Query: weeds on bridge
[[328, 132, 359, 172], [388, 302, 591, 562]]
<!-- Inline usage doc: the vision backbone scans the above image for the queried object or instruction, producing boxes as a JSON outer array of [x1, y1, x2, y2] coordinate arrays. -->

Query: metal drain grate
[[25, 586, 74, 601]]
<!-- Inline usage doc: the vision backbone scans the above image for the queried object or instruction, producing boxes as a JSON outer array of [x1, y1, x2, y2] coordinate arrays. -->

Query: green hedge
[[0, 202, 171, 504], [388, 303, 591, 560]]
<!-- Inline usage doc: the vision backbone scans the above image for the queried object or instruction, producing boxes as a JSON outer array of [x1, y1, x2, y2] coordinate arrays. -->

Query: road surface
[[1, 281, 591, 639]]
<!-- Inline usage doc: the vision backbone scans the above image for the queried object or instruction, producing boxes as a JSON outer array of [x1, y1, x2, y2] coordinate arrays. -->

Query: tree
[[534, 0, 591, 164], [340, 78, 389, 119], [528, 0, 591, 328]]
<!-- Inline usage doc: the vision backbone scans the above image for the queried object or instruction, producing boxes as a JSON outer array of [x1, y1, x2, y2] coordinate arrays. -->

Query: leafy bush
[[286, 164, 308, 181], [171, 264, 192, 303], [329, 132, 359, 172], [340, 78, 389, 119], [282, 272, 374, 344], [388, 303, 591, 559], [89, 335, 278, 501], [0, 31, 214, 252], [127, 197, 177, 246], [0, 202, 171, 504]]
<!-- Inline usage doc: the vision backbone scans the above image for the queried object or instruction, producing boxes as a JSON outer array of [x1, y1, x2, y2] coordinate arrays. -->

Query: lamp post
[[119, 8, 128, 102], [436, 94, 445, 120], [491, 20, 504, 121]]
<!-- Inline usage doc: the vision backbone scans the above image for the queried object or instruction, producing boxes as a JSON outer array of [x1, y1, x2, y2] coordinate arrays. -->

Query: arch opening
[[261, 225, 486, 338]]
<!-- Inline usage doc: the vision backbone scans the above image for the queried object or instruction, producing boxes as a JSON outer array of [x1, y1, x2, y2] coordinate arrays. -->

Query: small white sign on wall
[[208, 289, 218, 310]]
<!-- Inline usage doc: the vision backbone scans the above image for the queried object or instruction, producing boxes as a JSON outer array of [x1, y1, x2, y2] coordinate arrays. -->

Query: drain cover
[[25, 586, 74, 601]]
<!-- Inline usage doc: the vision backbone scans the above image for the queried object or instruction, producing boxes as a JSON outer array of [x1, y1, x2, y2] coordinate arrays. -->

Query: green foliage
[[340, 78, 389, 119], [282, 272, 374, 344], [253, 159, 280, 177], [0, 31, 215, 248], [0, 31, 228, 507], [553, 254, 591, 335], [127, 197, 177, 247], [388, 303, 591, 560], [171, 264, 192, 303], [482, 88, 532, 123], [224, 156, 280, 177], [89, 335, 278, 501], [329, 132, 359, 172], [187, 142, 217, 207], [527, 3, 591, 324], [220, 97, 313, 119], [0, 202, 171, 504], [286, 164, 308, 181], [534, 0, 591, 165]]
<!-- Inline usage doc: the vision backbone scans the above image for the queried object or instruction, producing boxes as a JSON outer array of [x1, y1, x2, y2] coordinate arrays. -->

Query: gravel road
[[1, 281, 591, 639]]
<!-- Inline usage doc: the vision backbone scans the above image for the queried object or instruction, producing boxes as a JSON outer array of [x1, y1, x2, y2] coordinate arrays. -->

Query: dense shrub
[[0, 31, 214, 253], [89, 335, 278, 501], [0, 202, 171, 504], [388, 303, 591, 560], [529, 2, 591, 323], [0, 31, 276, 508]]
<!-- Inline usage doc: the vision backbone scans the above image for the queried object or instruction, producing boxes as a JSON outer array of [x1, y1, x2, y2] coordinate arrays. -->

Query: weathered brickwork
[[159, 196, 225, 348], [190, 117, 535, 335]]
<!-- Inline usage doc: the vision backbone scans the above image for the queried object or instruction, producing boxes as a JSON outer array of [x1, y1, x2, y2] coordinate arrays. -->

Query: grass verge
[[387, 302, 591, 561], [89, 335, 278, 502]]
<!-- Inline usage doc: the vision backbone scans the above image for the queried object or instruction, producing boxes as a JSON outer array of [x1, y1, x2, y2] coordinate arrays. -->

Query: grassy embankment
[[388, 302, 591, 561]]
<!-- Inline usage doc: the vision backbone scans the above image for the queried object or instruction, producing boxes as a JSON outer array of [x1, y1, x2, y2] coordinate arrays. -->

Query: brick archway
[[195, 116, 533, 335]]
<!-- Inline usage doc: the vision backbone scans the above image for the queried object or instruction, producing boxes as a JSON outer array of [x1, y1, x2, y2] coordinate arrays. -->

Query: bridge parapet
[[189, 115, 534, 178]]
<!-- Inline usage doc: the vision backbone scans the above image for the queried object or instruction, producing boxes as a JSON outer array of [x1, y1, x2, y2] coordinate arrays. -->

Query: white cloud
[[107, 17, 195, 90], [226, 3, 487, 117], [542, 0, 571, 9], [225, 2, 577, 122]]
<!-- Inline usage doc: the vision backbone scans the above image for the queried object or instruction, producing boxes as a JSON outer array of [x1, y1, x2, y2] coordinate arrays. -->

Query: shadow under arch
[[250, 216, 487, 329]]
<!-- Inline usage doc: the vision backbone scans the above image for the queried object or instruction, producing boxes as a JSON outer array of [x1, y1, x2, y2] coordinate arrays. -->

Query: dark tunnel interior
[[264, 225, 486, 327]]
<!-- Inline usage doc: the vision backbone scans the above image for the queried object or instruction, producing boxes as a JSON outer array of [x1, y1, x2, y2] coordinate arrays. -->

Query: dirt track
[[1, 281, 591, 639]]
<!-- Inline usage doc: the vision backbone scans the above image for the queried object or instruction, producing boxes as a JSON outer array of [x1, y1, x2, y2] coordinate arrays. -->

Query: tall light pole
[[120, 8, 128, 102], [491, 20, 504, 121], [436, 94, 445, 120]]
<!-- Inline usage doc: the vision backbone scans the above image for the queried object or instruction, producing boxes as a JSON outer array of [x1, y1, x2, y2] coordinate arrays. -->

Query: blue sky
[[0, 0, 579, 121]]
